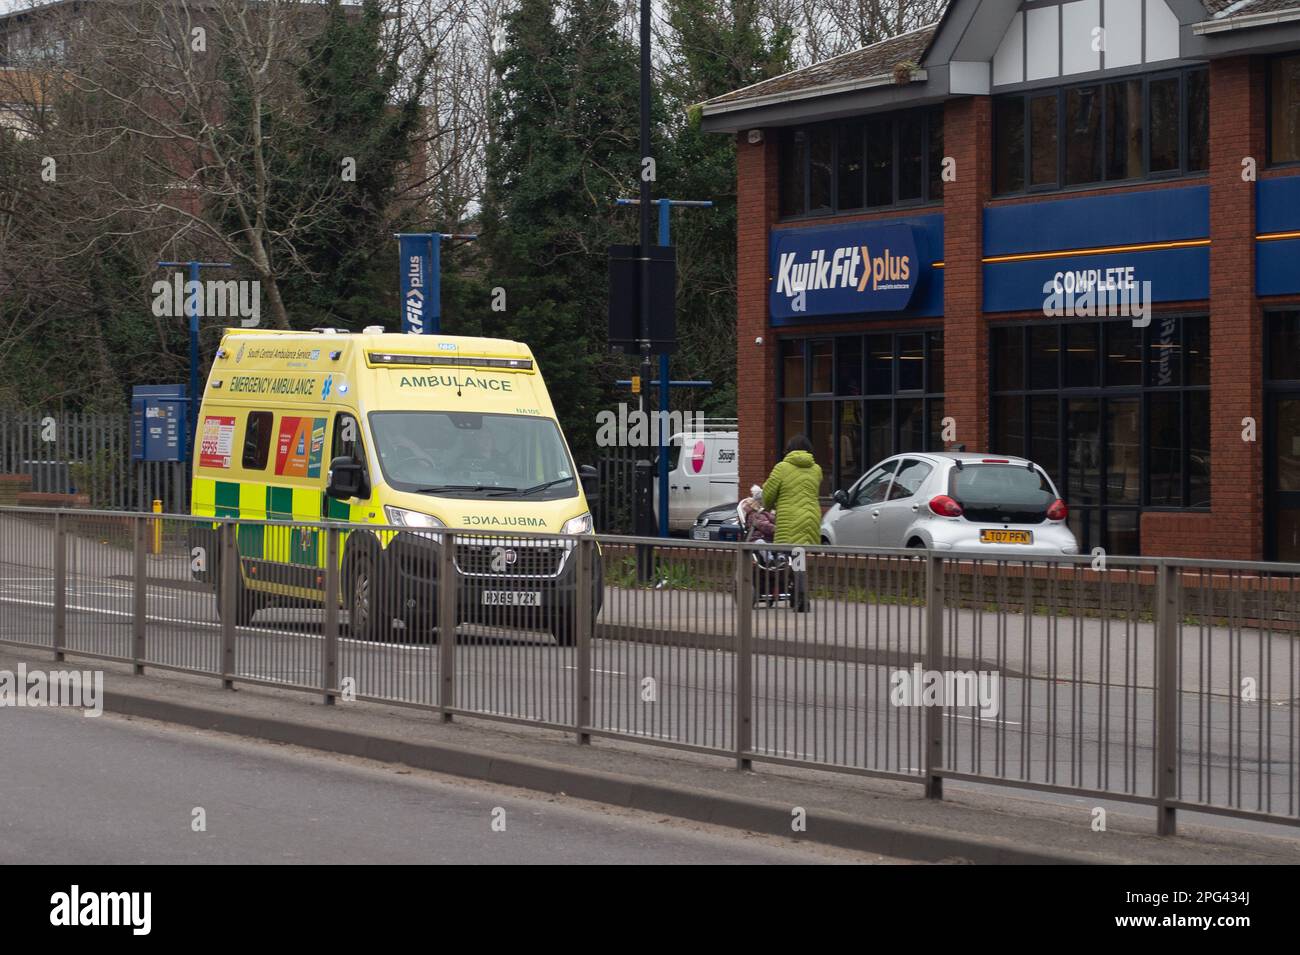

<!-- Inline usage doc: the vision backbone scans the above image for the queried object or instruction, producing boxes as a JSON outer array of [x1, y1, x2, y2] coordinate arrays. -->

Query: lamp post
[[156, 259, 232, 454], [614, 198, 713, 537]]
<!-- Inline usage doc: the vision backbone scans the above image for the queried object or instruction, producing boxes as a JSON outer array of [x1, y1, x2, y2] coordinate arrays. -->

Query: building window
[[993, 67, 1209, 196], [778, 331, 944, 496], [809, 125, 834, 213], [994, 97, 1026, 193], [990, 317, 1210, 555], [1064, 86, 1102, 186], [1106, 79, 1144, 181], [779, 106, 944, 218], [1029, 91, 1059, 188], [1266, 311, 1300, 560], [1186, 68, 1209, 172], [837, 121, 865, 209], [1270, 53, 1300, 165], [779, 130, 808, 218], [1268, 310, 1300, 382]]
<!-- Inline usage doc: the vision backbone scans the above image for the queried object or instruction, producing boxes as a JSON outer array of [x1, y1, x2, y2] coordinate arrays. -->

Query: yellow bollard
[[151, 499, 162, 555]]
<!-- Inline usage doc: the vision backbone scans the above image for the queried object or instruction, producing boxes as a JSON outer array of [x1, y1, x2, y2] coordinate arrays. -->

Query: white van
[[653, 425, 738, 532]]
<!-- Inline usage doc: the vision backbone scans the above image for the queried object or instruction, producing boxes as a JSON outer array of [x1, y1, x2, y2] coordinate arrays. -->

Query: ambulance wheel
[[214, 561, 260, 627], [346, 544, 391, 642], [550, 608, 577, 647], [397, 603, 438, 645]]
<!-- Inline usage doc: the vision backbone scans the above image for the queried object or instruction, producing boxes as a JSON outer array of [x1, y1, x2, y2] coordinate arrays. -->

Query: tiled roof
[[1202, 0, 1300, 17], [702, 23, 937, 110]]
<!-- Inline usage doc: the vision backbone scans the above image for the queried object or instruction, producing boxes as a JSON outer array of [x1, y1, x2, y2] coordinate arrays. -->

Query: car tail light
[[981, 458, 1010, 463], [929, 495, 963, 518], [1047, 498, 1068, 522]]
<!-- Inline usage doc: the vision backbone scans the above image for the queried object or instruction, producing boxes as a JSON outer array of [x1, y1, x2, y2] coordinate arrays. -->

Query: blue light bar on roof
[[367, 352, 533, 370]]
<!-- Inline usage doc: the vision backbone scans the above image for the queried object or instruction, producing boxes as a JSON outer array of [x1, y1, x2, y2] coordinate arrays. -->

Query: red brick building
[[703, 0, 1300, 560]]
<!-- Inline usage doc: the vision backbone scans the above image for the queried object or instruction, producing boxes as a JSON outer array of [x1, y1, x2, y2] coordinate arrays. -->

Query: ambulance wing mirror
[[327, 456, 367, 500], [579, 464, 599, 503]]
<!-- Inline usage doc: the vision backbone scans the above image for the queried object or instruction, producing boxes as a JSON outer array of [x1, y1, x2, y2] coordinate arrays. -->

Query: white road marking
[[951, 713, 1022, 726]]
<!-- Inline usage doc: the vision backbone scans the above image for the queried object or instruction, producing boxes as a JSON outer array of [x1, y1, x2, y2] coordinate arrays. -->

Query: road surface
[[1, 513, 1297, 830], [0, 706, 898, 864]]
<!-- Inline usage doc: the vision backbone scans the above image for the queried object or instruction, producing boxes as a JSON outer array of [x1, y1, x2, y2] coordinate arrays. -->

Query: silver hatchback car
[[821, 452, 1080, 556]]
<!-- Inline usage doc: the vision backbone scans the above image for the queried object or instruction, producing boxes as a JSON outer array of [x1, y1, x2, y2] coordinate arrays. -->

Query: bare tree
[[763, 0, 947, 66], [418, 0, 508, 228]]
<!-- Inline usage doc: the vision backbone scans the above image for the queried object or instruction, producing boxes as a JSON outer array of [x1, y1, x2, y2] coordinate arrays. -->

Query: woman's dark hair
[[785, 434, 814, 455]]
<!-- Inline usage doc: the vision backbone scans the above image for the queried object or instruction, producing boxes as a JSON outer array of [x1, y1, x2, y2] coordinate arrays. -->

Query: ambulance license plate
[[482, 590, 542, 607], [980, 529, 1033, 544]]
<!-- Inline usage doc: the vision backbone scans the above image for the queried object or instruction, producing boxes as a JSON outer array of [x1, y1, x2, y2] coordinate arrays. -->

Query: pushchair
[[737, 490, 793, 608]]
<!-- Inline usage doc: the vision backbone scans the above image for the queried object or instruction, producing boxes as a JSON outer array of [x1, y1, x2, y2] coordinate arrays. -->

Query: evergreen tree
[[658, 0, 793, 420], [480, 0, 646, 461]]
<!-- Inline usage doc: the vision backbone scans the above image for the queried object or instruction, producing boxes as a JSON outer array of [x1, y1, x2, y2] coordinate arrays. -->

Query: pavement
[[2, 645, 1298, 864]]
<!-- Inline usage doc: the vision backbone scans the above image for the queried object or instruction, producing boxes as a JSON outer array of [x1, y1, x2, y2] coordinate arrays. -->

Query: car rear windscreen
[[950, 465, 1055, 523]]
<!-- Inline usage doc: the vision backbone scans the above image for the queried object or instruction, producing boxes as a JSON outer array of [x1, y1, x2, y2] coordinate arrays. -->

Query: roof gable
[[700, 0, 1300, 132]]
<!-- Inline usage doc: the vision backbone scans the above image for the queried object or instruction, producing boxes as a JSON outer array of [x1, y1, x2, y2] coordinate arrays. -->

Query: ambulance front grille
[[454, 541, 567, 578]]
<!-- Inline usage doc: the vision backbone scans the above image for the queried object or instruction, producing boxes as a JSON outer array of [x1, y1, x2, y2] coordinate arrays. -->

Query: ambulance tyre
[[396, 598, 437, 645], [345, 541, 391, 642], [214, 560, 260, 627], [550, 607, 577, 647], [551, 558, 603, 646]]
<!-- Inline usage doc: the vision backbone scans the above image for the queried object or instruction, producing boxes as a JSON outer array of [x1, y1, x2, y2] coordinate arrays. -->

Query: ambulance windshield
[[370, 411, 577, 500]]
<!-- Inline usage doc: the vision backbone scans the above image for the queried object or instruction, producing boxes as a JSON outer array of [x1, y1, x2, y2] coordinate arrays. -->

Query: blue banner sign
[[398, 233, 440, 334], [983, 186, 1211, 313], [1257, 178, 1300, 298], [984, 185, 1209, 258], [984, 247, 1210, 313], [769, 222, 920, 321]]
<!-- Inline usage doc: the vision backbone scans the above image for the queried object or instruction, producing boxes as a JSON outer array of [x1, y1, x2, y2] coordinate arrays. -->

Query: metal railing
[[0, 410, 187, 511], [1, 505, 1297, 834]]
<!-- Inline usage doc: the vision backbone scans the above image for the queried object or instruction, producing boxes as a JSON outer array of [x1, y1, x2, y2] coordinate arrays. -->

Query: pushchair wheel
[[750, 551, 792, 607]]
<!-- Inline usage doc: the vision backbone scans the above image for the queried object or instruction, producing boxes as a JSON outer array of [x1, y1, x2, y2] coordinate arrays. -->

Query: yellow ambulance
[[189, 327, 601, 644]]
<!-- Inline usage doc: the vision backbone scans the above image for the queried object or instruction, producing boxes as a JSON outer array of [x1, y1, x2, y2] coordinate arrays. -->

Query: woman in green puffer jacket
[[761, 435, 823, 612], [762, 435, 824, 545]]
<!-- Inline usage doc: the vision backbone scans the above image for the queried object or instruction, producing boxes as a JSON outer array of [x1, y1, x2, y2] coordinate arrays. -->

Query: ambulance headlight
[[561, 513, 593, 536], [384, 506, 445, 529]]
